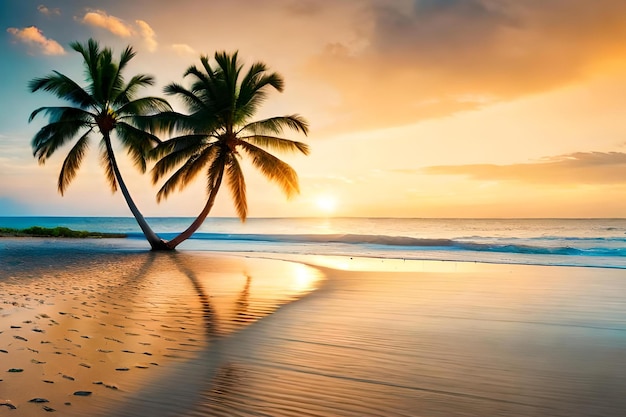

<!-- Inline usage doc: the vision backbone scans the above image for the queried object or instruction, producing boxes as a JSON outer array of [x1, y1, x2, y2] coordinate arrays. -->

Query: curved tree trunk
[[104, 134, 170, 251], [164, 169, 224, 249]]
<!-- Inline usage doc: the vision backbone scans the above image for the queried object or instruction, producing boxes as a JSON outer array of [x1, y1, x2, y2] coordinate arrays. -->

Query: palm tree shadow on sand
[[104, 253, 320, 417], [165, 252, 221, 339]]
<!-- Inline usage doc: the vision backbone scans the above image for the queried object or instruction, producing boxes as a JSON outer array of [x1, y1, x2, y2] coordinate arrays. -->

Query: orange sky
[[2, 0, 626, 217]]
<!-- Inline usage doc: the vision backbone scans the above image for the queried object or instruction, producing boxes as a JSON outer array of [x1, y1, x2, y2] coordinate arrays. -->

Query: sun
[[315, 195, 337, 213]]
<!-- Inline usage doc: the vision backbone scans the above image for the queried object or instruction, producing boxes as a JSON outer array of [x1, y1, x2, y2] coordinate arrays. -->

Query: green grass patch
[[0, 226, 127, 238]]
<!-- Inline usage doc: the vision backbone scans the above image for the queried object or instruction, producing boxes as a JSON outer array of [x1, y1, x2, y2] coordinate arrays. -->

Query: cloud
[[80, 10, 133, 37], [135, 19, 157, 52], [284, 1, 324, 16], [171, 43, 196, 55], [6, 26, 65, 55], [79, 10, 159, 51], [423, 152, 626, 185], [37, 4, 61, 16], [306, 0, 626, 130]]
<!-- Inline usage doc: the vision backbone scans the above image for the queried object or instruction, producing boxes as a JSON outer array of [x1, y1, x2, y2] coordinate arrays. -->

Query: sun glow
[[315, 195, 338, 213]]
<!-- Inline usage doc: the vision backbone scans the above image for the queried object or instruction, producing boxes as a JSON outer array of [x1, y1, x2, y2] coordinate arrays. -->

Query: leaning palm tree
[[29, 38, 171, 250], [150, 51, 309, 249]]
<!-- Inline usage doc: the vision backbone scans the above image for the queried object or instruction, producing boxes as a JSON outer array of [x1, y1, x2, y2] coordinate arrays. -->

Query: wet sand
[[0, 239, 322, 415], [2, 240, 626, 416]]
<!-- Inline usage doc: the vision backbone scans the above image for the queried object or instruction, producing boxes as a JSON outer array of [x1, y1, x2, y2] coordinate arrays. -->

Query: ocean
[[1, 217, 625, 269]]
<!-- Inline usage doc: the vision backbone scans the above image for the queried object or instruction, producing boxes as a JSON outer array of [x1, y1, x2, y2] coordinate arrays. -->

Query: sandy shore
[[2, 239, 626, 416]]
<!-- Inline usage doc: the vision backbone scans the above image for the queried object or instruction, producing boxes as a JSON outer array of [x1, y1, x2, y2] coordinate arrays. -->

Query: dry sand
[[2, 240, 626, 416]]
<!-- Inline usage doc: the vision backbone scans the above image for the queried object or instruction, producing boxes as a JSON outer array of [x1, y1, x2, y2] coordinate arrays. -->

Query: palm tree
[[150, 51, 309, 249], [29, 38, 171, 250]]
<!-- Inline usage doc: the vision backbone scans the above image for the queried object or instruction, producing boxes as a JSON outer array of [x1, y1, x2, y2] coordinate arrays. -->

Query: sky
[[2, 0, 626, 218]]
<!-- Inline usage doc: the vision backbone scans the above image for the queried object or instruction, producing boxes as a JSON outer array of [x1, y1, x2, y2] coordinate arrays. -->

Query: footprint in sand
[[28, 398, 49, 403]]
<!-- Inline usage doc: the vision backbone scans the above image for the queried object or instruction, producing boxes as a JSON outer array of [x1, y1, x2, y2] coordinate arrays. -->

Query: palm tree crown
[[151, 51, 310, 249], [29, 38, 172, 249]]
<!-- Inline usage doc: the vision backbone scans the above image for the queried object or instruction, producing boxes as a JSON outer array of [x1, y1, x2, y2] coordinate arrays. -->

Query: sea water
[[1, 217, 625, 269]]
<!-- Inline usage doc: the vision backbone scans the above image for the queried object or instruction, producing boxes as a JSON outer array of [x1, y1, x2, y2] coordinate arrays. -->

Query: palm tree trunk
[[103, 134, 170, 251], [165, 169, 224, 249]]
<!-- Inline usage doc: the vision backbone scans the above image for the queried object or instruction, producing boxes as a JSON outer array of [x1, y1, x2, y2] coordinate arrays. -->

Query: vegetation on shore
[[0, 226, 126, 238]]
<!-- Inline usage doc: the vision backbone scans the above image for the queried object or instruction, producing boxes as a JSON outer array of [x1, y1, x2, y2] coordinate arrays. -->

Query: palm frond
[[97, 45, 118, 104], [58, 130, 91, 195], [113, 74, 156, 107], [118, 45, 136, 73], [206, 146, 227, 197], [106, 45, 138, 106], [150, 133, 209, 161], [196, 56, 217, 81], [32, 119, 91, 163], [240, 115, 309, 136], [99, 140, 118, 193], [117, 96, 172, 117], [239, 62, 269, 93], [214, 51, 242, 104], [29, 106, 93, 124], [239, 142, 300, 198], [71, 39, 108, 104], [115, 121, 162, 172], [225, 153, 247, 220], [237, 67, 284, 119], [164, 82, 208, 113], [151, 139, 211, 183], [133, 111, 195, 136], [194, 57, 227, 112], [241, 135, 310, 155], [185, 62, 212, 91], [28, 71, 96, 109], [155, 145, 217, 202]]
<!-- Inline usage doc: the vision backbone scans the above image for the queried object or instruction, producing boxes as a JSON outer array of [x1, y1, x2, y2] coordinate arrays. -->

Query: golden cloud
[[136, 19, 157, 52], [171, 43, 196, 55], [81, 10, 133, 37], [306, 0, 626, 131], [79, 10, 158, 52], [423, 152, 626, 185], [6, 26, 65, 55]]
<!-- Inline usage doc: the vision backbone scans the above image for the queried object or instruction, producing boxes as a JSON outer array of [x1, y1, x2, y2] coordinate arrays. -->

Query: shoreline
[[2, 239, 626, 416]]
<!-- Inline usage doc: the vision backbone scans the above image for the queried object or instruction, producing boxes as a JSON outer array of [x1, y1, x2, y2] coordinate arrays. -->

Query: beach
[[2, 238, 626, 416]]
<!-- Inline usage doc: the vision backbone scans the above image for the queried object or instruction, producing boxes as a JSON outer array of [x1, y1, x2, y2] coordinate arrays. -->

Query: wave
[[129, 232, 626, 258]]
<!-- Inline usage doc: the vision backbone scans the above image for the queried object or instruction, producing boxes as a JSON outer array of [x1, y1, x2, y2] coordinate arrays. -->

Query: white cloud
[[6, 26, 65, 55]]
